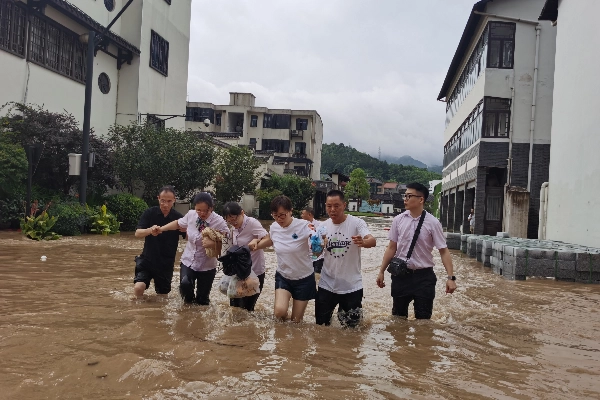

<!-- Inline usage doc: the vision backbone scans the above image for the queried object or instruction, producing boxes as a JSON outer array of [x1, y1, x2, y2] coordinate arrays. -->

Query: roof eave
[[538, 0, 558, 21]]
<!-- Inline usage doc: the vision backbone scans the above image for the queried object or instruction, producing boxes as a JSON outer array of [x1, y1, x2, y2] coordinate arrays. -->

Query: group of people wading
[[133, 182, 456, 326]]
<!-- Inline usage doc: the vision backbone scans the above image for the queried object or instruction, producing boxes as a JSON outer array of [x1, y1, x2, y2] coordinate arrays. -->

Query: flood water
[[1, 217, 599, 399]]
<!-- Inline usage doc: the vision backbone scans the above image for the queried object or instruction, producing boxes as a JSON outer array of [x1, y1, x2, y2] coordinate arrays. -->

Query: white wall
[[544, 1, 600, 248]]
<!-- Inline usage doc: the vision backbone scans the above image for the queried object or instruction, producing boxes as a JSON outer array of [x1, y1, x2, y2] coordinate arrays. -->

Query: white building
[[438, 0, 556, 238], [0, 0, 191, 134], [186, 93, 323, 182], [538, 1, 600, 247]]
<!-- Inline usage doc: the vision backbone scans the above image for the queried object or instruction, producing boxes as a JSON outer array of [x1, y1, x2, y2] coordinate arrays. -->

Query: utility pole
[[79, 0, 134, 205]]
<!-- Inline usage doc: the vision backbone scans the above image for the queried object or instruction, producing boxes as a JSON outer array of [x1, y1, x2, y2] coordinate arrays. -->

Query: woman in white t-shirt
[[253, 195, 316, 322], [222, 202, 268, 312]]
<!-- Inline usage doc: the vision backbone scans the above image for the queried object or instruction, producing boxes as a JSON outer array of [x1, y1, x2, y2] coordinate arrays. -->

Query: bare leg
[[133, 282, 147, 299], [290, 299, 309, 323], [274, 289, 292, 321]]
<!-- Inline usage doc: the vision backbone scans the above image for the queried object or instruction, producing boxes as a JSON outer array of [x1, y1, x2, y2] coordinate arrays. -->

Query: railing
[[443, 100, 483, 168], [292, 152, 307, 158], [284, 168, 307, 176], [290, 130, 304, 138]]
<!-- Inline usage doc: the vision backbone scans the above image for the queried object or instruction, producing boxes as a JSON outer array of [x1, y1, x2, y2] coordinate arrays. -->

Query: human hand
[[248, 239, 259, 251], [376, 271, 385, 288], [446, 279, 457, 294], [351, 235, 364, 247], [150, 225, 161, 236]]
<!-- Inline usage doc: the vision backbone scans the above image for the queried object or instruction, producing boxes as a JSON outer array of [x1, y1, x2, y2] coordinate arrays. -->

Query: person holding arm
[[222, 202, 268, 312], [376, 182, 457, 319], [252, 195, 316, 323], [159, 192, 228, 305], [132, 186, 184, 299]]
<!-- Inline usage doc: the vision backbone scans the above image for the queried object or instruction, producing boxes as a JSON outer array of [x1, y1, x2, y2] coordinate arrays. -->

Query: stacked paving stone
[[456, 233, 600, 283]]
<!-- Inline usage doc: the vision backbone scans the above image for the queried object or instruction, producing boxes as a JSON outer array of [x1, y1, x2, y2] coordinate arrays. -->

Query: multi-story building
[[185, 93, 323, 182], [0, 0, 191, 134], [537, 0, 600, 248], [438, 0, 556, 237]]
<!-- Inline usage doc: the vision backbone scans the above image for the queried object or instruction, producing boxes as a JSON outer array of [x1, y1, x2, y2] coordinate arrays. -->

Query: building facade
[[0, 0, 191, 134], [538, 0, 600, 248], [185, 93, 323, 182], [438, 0, 556, 237]]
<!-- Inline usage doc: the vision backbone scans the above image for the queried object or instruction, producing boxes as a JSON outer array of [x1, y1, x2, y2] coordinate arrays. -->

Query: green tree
[[0, 102, 115, 197], [0, 140, 27, 198], [258, 174, 315, 218], [214, 146, 262, 205], [345, 168, 370, 199], [108, 124, 218, 202]]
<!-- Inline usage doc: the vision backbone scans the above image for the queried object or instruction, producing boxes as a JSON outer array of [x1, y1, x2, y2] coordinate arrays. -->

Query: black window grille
[[263, 114, 272, 128], [27, 13, 87, 84], [271, 114, 291, 129], [150, 30, 169, 76], [296, 118, 308, 130], [0, 0, 27, 57], [185, 107, 214, 122], [216, 113, 221, 126], [488, 22, 515, 69], [483, 97, 511, 137], [262, 139, 290, 153], [250, 115, 258, 127]]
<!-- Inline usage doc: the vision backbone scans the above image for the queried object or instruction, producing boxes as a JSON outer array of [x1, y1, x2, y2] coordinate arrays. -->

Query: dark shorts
[[275, 271, 317, 301], [391, 267, 437, 319], [315, 287, 363, 327], [313, 258, 324, 274], [133, 255, 174, 294]]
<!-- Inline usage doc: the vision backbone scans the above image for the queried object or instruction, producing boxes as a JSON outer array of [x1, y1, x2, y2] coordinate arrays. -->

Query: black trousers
[[391, 268, 437, 319], [179, 263, 217, 305], [230, 272, 265, 312], [315, 287, 363, 328]]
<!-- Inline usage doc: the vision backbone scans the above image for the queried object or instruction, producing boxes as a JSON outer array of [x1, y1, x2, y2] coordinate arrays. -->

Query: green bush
[[48, 201, 88, 236], [20, 210, 60, 240], [0, 197, 24, 227], [89, 204, 120, 235], [104, 193, 147, 231]]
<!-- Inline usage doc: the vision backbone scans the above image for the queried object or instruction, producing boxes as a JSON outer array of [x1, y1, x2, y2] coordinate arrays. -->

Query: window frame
[[150, 29, 169, 76], [250, 115, 258, 127], [487, 21, 515, 69], [0, 0, 27, 58], [296, 118, 308, 131], [482, 97, 511, 138]]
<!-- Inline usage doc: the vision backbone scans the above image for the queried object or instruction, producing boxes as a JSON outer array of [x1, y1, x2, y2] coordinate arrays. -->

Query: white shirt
[[269, 217, 314, 280], [178, 210, 229, 271], [232, 216, 268, 276], [319, 215, 371, 294]]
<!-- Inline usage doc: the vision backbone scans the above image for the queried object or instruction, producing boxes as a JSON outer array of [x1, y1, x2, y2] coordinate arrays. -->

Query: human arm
[[439, 247, 457, 293], [158, 219, 182, 233], [135, 225, 161, 238], [376, 240, 398, 288], [134, 209, 160, 238], [351, 234, 376, 248], [253, 234, 273, 250]]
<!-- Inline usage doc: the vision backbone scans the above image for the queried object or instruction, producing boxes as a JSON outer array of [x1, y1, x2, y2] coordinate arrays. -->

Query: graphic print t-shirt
[[269, 217, 314, 280], [319, 215, 371, 294]]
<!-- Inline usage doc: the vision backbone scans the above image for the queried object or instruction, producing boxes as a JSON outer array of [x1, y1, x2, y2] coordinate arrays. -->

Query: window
[[146, 114, 165, 130], [26, 13, 87, 84], [249, 138, 257, 149], [487, 22, 515, 69], [295, 142, 306, 155], [216, 113, 221, 126], [0, 0, 27, 57], [185, 107, 214, 123], [264, 114, 291, 129], [150, 30, 169, 76], [104, 0, 115, 12], [250, 115, 258, 127], [263, 114, 272, 128], [483, 97, 510, 137], [262, 139, 290, 153], [164, 0, 171, 4], [296, 118, 308, 130]]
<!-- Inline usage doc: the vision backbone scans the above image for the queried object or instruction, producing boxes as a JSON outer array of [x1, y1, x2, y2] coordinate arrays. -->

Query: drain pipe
[[527, 25, 541, 192], [507, 77, 516, 187], [538, 181, 549, 239]]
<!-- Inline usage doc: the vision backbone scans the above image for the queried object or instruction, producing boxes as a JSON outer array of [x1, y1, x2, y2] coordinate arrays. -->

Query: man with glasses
[[133, 185, 184, 299], [376, 182, 457, 319]]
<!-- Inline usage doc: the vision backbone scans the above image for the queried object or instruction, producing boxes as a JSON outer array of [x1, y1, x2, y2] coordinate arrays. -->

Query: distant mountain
[[379, 155, 428, 169], [321, 143, 442, 186], [427, 165, 443, 174]]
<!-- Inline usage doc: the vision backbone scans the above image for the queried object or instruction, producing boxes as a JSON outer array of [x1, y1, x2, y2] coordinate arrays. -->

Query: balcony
[[292, 152, 307, 158], [284, 168, 308, 177], [290, 130, 304, 139]]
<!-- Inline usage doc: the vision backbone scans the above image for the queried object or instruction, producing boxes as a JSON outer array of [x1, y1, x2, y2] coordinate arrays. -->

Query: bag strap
[[406, 210, 426, 262]]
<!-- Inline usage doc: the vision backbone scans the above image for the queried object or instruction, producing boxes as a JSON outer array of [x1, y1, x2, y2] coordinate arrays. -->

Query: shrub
[[89, 204, 120, 235], [104, 193, 148, 231], [48, 201, 88, 236], [0, 197, 24, 228], [20, 202, 60, 240]]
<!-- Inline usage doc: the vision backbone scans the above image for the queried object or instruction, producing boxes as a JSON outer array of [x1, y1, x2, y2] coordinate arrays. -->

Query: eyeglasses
[[271, 212, 289, 219], [403, 194, 423, 200], [226, 214, 241, 222], [159, 199, 174, 204]]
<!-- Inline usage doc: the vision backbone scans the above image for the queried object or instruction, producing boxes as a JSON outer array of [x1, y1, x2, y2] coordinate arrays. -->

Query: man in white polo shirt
[[315, 190, 376, 328], [376, 182, 457, 319]]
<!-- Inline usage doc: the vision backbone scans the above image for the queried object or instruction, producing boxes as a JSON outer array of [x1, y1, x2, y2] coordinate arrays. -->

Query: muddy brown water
[[1, 217, 599, 399]]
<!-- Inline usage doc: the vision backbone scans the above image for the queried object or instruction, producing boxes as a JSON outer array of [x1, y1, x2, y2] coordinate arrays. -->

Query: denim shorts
[[275, 271, 317, 301]]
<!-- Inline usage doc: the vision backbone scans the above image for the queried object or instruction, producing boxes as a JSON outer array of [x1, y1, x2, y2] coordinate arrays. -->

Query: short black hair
[[159, 185, 176, 196], [326, 189, 345, 201], [406, 182, 429, 202], [270, 195, 292, 212], [191, 192, 214, 208], [302, 206, 315, 216], [222, 202, 243, 218]]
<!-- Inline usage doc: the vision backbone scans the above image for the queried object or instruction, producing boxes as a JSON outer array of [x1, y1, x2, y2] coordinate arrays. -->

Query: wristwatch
[[447, 275, 456, 281]]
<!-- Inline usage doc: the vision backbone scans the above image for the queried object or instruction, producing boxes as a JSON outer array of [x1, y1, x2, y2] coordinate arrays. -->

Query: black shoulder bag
[[387, 210, 426, 276]]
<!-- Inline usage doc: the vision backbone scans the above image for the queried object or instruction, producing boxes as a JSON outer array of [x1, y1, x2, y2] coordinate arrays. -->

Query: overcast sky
[[187, 0, 476, 167]]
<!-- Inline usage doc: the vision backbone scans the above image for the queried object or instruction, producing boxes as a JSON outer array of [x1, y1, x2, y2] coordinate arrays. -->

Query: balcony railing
[[292, 152, 307, 158], [284, 168, 307, 177], [290, 130, 304, 139]]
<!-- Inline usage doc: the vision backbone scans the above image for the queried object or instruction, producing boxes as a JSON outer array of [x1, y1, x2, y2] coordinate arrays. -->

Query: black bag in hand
[[387, 210, 426, 276]]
